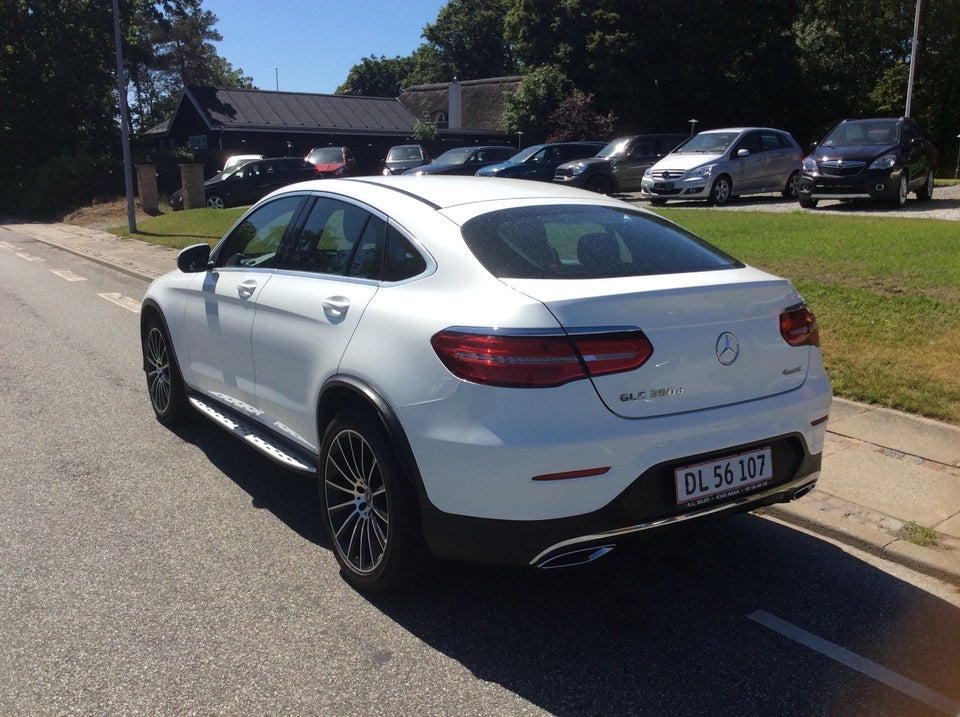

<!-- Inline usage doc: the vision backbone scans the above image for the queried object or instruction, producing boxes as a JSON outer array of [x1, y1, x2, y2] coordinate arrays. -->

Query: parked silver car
[[641, 127, 802, 205]]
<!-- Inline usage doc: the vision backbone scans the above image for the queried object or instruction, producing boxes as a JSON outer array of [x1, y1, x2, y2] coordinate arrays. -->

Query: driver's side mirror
[[737, 148, 750, 158], [177, 243, 212, 273]]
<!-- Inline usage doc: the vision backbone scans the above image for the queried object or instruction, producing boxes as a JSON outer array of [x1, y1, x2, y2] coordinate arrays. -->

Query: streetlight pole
[[954, 134, 960, 180], [905, 0, 921, 117], [112, 0, 136, 232], [688, 119, 699, 136]]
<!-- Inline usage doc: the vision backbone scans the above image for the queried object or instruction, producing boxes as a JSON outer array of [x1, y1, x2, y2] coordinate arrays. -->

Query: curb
[[764, 501, 960, 585]]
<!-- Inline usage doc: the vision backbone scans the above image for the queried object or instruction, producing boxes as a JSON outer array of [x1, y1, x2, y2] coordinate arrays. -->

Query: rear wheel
[[320, 410, 423, 593], [708, 175, 733, 205], [782, 171, 800, 198], [143, 317, 192, 425], [916, 169, 934, 201]]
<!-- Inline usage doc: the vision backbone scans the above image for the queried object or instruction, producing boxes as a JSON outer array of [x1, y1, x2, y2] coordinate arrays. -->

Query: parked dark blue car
[[475, 142, 605, 181]]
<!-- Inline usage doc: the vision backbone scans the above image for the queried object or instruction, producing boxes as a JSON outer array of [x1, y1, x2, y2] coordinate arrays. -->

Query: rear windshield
[[460, 205, 742, 279]]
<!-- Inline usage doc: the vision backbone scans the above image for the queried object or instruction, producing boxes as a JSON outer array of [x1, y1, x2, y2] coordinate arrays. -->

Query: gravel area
[[623, 182, 960, 220]]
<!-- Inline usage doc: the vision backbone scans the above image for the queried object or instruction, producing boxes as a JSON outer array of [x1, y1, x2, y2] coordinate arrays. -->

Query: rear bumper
[[420, 434, 821, 567]]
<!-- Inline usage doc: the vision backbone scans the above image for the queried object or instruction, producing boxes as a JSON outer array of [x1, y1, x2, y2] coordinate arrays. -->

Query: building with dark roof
[[148, 79, 522, 179]]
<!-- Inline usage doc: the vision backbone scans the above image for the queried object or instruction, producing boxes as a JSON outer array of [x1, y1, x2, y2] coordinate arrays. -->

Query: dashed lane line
[[748, 610, 960, 715], [98, 292, 141, 313]]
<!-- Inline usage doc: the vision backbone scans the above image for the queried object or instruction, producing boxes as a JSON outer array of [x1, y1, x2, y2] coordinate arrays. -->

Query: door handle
[[237, 279, 258, 299], [322, 296, 350, 322]]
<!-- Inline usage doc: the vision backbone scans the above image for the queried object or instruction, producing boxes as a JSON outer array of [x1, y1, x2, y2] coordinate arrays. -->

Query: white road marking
[[50, 269, 88, 282], [748, 610, 960, 715], [16, 252, 43, 262], [0, 241, 14, 249], [98, 292, 141, 313]]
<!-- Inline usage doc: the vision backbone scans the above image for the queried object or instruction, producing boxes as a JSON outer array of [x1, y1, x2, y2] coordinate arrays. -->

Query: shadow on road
[[181, 421, 960, 716]]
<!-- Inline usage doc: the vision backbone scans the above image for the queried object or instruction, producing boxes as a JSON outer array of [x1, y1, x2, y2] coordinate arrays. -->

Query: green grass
[[112, 203, 960, 425], [108, 207, 247, 249]]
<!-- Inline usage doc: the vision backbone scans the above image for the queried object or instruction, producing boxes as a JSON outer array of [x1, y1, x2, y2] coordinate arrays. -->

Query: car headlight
[[568, 162, 589, 175], [643, 168, 652, 178], [688, 165, 714, 179], [802, 156, 818, 172], [868, 154, 898, 171]]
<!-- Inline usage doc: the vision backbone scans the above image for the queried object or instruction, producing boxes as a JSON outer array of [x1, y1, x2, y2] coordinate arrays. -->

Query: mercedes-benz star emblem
[[716, 332, 740, 366]]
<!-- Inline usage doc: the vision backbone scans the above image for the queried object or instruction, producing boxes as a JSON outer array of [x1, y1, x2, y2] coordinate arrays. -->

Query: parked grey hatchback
[[640, 127, 803, 205]]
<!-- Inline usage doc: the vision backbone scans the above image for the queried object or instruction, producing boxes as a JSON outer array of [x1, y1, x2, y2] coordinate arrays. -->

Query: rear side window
[[460, 205, 742, 279]]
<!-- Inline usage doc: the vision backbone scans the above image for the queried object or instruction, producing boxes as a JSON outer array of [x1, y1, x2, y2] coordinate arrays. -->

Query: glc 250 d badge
[[716, 332, 740, 365]]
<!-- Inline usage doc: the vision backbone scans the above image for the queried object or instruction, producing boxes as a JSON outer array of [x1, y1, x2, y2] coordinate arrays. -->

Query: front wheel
[[584, 175, 614, 194], [320, 411, 423, 593], [708, 175, 732, 205], [889, 174, 908, 208], [206, 194, 226, 209], [143, 317, 193, 425], [798, 193, 818, 209]]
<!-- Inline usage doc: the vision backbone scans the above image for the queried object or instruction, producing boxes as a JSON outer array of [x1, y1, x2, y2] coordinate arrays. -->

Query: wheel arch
[[139, 299, 169, 372], [317, 376, 425, 495]]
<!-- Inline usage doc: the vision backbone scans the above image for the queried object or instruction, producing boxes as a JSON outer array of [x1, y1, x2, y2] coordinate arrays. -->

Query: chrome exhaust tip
[[535, 545, 615, 569], [792, 484, 815, 500]]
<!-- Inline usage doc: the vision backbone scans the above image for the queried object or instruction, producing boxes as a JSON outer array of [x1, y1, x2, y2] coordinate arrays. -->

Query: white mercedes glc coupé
[[141, 176, 831, 593]]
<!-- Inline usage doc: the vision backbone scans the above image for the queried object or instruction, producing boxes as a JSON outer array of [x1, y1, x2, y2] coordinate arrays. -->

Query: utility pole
[[112, 0, 136, 232], [905, 0, 921, 117]]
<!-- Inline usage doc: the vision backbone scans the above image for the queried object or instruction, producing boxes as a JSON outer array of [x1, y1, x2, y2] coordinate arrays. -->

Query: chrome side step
[[188, 397, 316, 474]]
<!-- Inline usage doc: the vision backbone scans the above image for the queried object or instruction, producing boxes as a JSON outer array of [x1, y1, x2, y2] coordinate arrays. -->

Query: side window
[[283, 197, 379, 277], [383, 227, 427, 282], [216, 196, 301, 268]]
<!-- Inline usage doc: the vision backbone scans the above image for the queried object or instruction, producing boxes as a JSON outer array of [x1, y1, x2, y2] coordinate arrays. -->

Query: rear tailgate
[[502, 267, 812, 419]]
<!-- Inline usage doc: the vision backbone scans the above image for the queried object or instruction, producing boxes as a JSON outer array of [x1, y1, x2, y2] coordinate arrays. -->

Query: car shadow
[[175, 419, 960, 716], [168, 419, 327, 548]]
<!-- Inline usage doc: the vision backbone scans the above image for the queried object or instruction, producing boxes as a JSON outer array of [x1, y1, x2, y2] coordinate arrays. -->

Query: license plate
[[675, 447, 773, 506], [654, 182, 674, 190]]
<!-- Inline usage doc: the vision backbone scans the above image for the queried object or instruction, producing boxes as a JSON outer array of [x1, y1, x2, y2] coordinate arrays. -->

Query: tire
[[798, 194, 818, 209], [584, 175, 614, 194], [649, 198, 668, 206], [143, 316, 193, 426], [206, 194, 226, 209], [888, 174, 908, 208], [916, 169, 934, 202], [782, 171, 800, 199], [708, 175, 732, 205], [320, 410, 423, 593]]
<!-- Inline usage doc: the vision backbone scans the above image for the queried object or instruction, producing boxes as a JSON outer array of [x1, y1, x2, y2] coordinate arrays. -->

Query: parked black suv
[[553, 134, 687, 193], [797, 117, 938, 209]]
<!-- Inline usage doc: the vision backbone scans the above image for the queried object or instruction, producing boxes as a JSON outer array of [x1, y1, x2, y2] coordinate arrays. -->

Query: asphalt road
[[2, 230, 960, 716]]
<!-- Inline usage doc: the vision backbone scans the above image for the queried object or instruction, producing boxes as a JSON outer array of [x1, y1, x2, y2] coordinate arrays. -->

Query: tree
[[130, 0, 252, 132], [336, 55, 415, 96], [421, 0, 516, 80], [547, 90, 617, 142], [501, 65, 571, 142]]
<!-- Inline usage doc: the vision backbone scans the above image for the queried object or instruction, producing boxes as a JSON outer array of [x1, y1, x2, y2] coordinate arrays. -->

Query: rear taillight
[[780, 303, 820, 347], [430, 329, 653, 388]]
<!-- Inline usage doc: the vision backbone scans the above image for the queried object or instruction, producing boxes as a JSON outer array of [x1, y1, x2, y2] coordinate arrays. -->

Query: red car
[[305, 146, 357, 178]]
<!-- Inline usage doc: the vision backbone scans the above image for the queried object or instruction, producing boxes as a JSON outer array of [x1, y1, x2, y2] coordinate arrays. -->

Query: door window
[[215, 196, 302, 269]]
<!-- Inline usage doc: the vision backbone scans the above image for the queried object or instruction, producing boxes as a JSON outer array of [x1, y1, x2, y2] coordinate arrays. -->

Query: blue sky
[[203, 0, 449, 94]]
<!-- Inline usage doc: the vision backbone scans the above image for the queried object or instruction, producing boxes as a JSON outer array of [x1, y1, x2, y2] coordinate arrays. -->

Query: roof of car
[[272, 175, 618, 212]]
